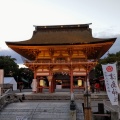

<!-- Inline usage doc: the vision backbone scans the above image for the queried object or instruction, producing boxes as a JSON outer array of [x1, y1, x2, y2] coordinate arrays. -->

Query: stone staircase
[[0, 101, 84, 120], [0, 89, 109, 120]]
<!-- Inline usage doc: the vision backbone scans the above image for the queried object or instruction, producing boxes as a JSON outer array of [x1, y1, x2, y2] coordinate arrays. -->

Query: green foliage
[[95, 51, 120, 78], [0, 56, 19, 77], [0, 55, 34, 88], [18, 68, 33, 88]]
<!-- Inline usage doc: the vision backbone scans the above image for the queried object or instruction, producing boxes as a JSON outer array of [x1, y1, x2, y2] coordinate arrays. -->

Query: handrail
[[103, 100, 116, 112]]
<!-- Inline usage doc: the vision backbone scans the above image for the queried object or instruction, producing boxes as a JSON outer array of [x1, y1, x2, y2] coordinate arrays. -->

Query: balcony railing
[[25, 59, 97, 65]]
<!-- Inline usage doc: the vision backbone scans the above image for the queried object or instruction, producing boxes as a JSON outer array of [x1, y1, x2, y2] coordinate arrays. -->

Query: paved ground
[[9, 88, 117, 112], [0, 101, 75, 120], [0, 99, 84, 120], [0, 89, 120, 120]]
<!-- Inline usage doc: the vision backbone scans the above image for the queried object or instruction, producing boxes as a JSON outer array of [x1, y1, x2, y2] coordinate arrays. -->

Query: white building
[[4, 77, 17, 90]]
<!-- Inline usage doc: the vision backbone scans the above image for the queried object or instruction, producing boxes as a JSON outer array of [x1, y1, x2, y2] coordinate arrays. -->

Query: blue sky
[[0, 0, 120, 67]]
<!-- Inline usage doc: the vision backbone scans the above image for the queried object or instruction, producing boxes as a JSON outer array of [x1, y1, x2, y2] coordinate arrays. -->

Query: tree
[[0, 56, 34, 88], [18, 68, 33, 88], [95, 51, 120, 78], [0, 56, 19, 77]]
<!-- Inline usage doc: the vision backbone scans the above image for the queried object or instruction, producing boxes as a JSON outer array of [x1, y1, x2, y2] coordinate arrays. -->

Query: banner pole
[[117, 96, 120, 119]]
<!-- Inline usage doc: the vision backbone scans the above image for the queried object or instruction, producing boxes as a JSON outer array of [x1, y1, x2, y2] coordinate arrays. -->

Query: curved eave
[[5, 37, 116, 46], [6, 38, 116, 61]]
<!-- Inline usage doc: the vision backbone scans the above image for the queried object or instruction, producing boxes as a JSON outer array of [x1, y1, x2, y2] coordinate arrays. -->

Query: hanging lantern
[[40, 80, 44, 86], [39, 77, 45, 87], [78, 79, 82, 87]]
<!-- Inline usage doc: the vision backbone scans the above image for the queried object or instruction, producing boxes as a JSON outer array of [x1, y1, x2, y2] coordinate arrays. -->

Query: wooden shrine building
[[6, 23, 116, 93]]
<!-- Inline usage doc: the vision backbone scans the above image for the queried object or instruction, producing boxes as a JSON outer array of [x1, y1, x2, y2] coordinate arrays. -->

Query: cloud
[[0, 48, 23, 64], [91, 26, 120, 57], [98, 34, 120, 58], [109, 35, 120, 53], [92, 26, 119, 38]]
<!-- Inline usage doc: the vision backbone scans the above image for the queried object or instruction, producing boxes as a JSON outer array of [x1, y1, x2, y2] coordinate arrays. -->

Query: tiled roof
[[6, 23, 116, 46]]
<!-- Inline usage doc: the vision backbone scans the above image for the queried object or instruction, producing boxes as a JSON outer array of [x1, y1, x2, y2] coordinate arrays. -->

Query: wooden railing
[[25, 60, 97, 65]]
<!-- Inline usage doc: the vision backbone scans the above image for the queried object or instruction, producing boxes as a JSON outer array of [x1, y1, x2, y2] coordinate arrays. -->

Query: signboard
[[0, 69, 4, 96], [0, 69, 4, 84], [102, 63, 120, 105]]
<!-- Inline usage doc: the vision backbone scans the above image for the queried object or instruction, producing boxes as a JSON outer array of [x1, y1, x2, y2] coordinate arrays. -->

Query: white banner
[[102, 63, 120, 105], [31, 79, 37, 92]]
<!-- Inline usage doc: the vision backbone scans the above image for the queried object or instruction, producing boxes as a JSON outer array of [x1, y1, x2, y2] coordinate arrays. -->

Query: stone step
[[16, 92, 108, 101], [0, 101, 84, 120]]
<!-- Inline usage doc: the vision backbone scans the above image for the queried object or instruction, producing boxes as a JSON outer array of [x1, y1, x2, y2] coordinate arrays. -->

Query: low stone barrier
[[0, 93, 19, 111], [17, 94, 71, 100]]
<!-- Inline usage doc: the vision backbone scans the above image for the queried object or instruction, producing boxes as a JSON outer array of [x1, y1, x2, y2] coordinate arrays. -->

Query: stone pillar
[[70, 70, 73, 93], [70, 98, 76, 120], [84, 81, 86, 90], [0, 69, 4, 96], [47, 75, 53, 93], [87, 74, 90, 91], [70, 110, 76, 120], [111, 112, 119, 120]]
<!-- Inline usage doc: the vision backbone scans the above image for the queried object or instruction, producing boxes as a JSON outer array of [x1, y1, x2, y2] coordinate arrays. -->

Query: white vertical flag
[[32, 79, 37, 92], [102, 63, 120, 105]]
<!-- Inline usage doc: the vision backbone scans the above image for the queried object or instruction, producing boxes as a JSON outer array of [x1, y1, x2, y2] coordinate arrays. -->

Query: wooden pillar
[[51, 79, 54, 93], [37, 79, 39, 93], [34, 70, 36, 79], [84, 91, 92, 120], [70, 69, 73, 93], [85, 66, 88, 91], [52, 77, 55, 93], [39, 77, 44, 93], [84, 108, 92, 120], [34, 71, 38, 93], [47, 75, 53, 93]]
